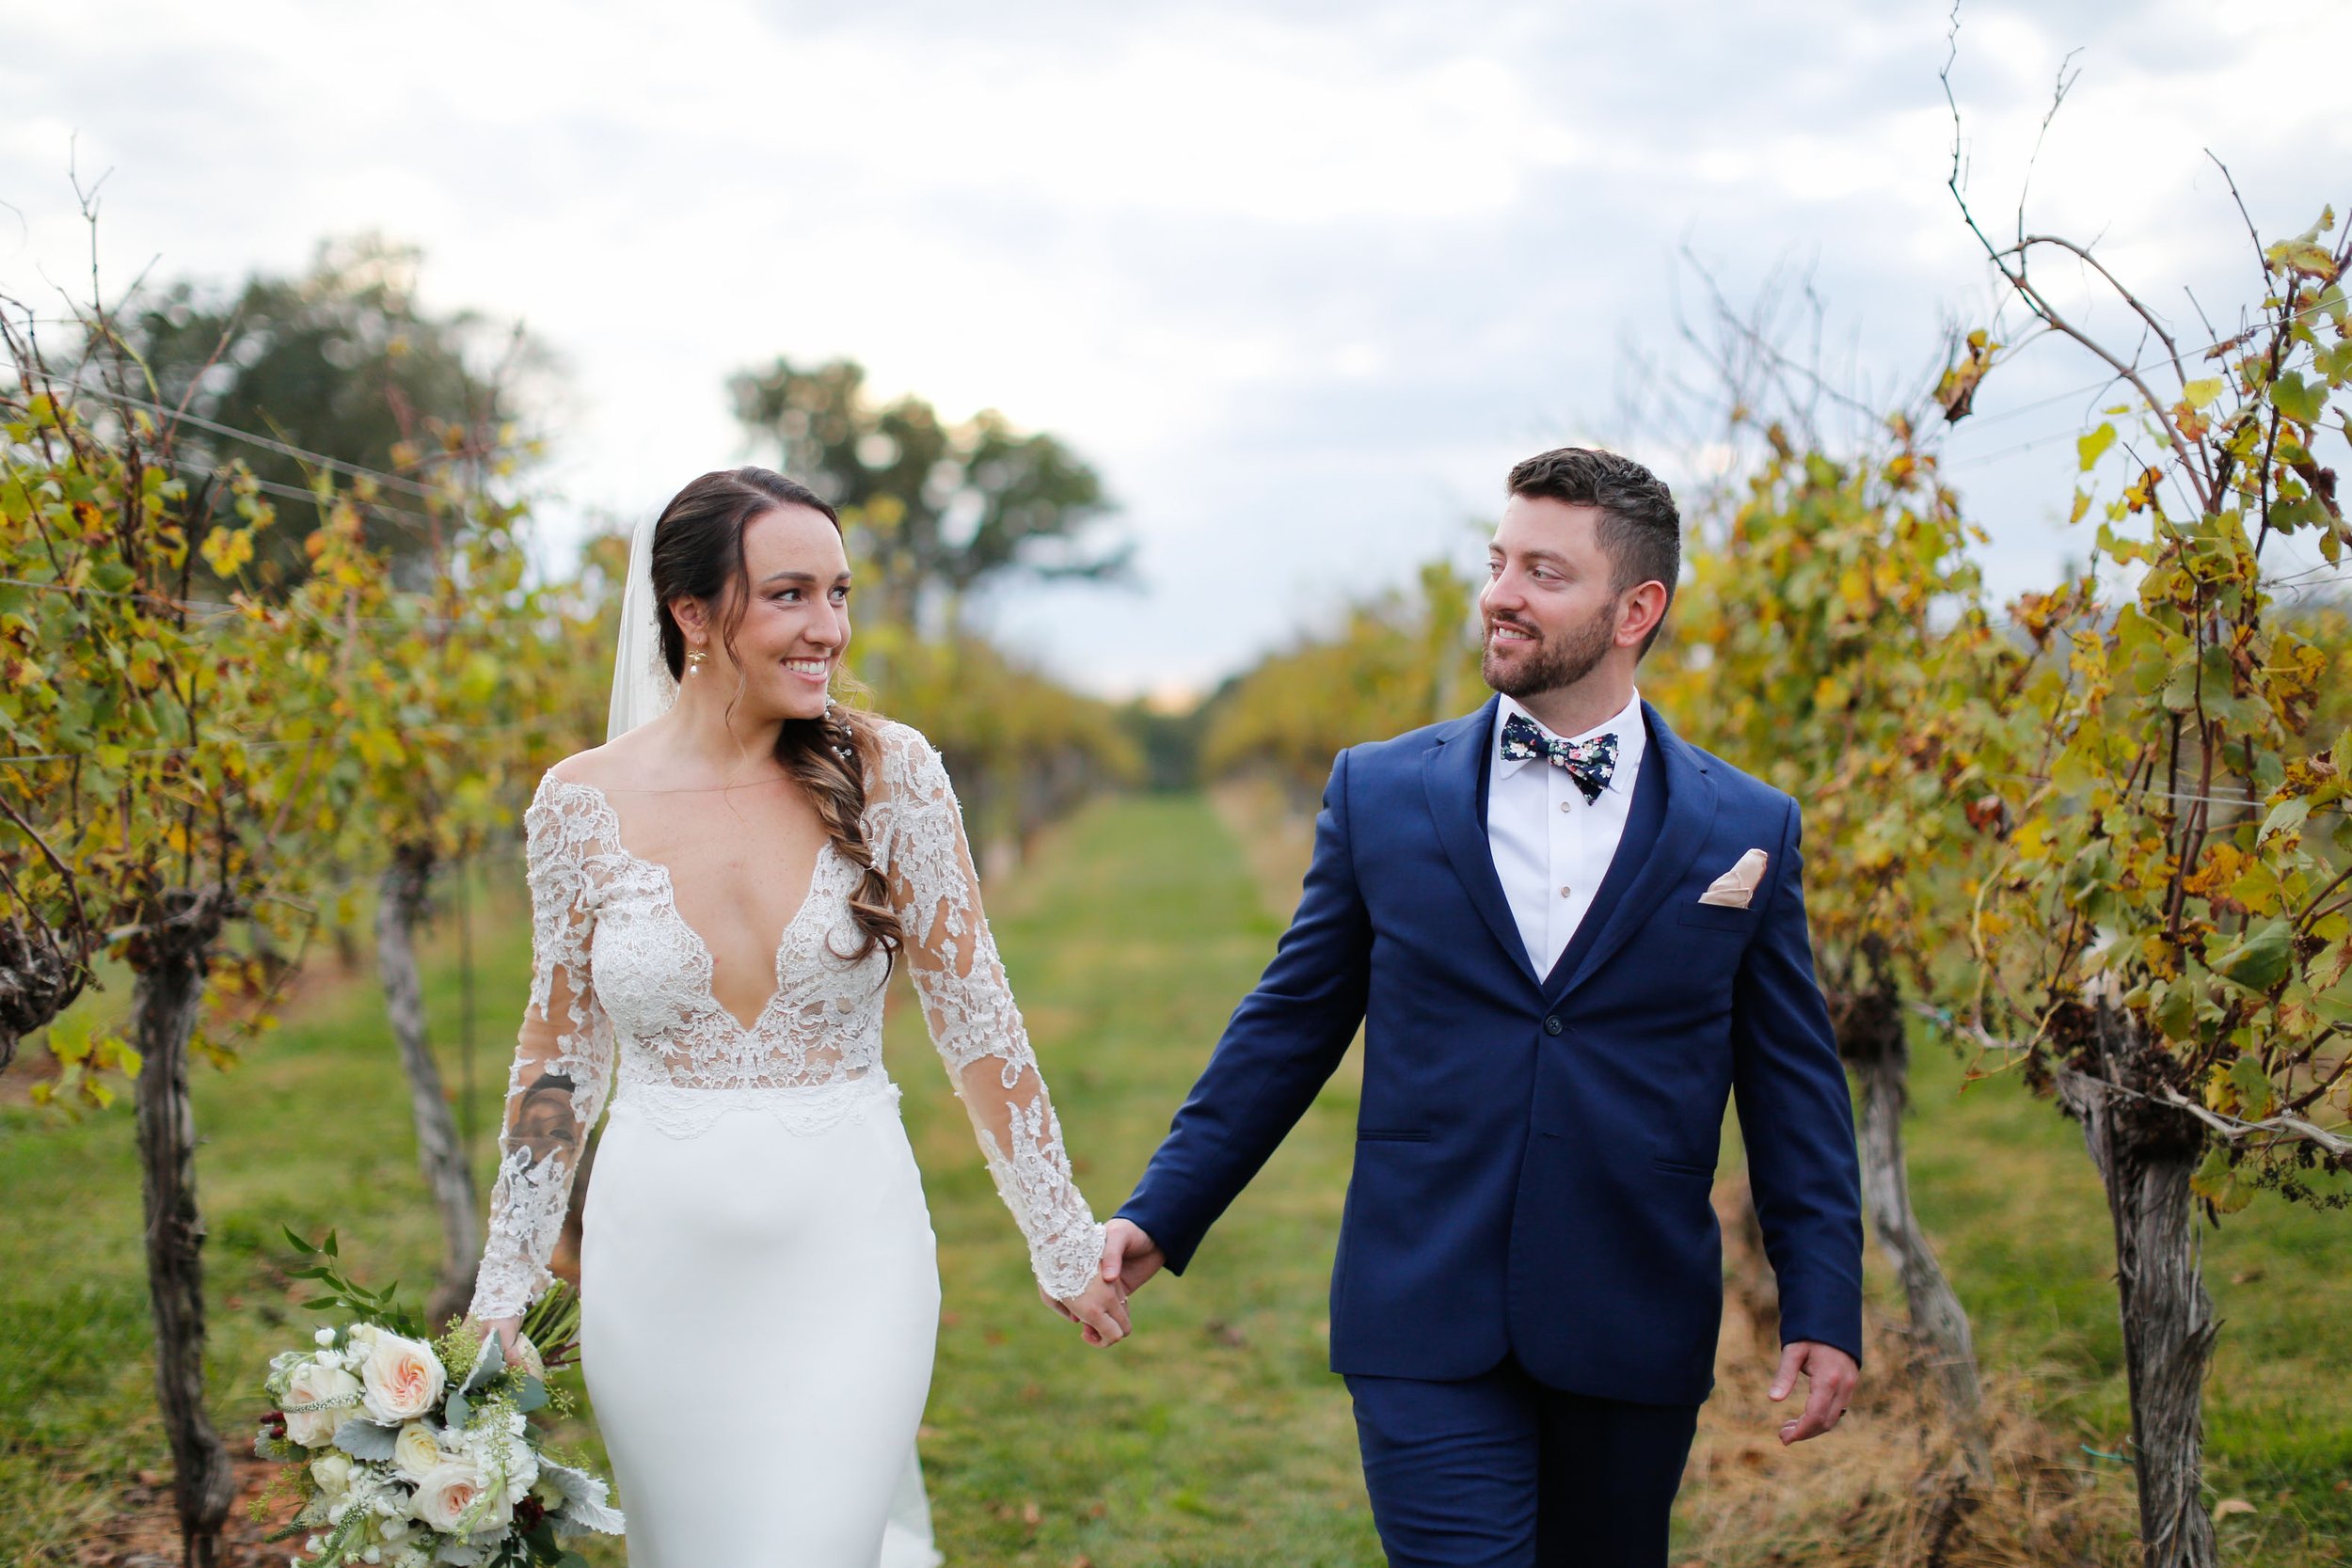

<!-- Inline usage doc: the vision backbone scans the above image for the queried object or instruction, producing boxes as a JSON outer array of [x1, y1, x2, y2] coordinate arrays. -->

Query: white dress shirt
[[1486, 688, 1647, 978]]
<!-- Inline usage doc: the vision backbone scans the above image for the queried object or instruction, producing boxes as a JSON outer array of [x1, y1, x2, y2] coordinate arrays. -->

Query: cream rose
[[391, 1421, 444, 1481], [411, 1459, 511, 1534], [359, 1333, 447, 1425], [309, 1452, 356, 1497], [283, 1360, 364, 1448]]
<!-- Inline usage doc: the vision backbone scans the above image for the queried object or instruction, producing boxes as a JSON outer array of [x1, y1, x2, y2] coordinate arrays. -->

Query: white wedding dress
[[468, 721, 1105, 1567]]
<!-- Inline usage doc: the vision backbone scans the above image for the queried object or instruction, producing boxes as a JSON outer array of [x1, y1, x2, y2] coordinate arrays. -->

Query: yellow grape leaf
[[199, 526, 254, 578], [2265, 237, 2339, 281], [2078, 423, 2118, 471], [2182, 377, 2226, 409], [2190, 1148, 2256, 1214]]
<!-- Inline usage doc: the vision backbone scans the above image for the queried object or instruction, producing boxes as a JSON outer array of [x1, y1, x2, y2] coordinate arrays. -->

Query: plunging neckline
[[544, 774, 837, 1036]]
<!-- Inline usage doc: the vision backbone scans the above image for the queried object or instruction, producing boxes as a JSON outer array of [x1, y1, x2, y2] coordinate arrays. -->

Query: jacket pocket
[[1676, 902, 1752, 932], [1651, 1155, 1716, 1179], [1357, 1128, 1434, 1143]]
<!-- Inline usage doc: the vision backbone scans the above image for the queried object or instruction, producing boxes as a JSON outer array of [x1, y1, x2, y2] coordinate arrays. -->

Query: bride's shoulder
[[526, 743, 635, 832], [541, 743, 617, 793], [856, 714, 947, 795], [541, 726, 670, 796]]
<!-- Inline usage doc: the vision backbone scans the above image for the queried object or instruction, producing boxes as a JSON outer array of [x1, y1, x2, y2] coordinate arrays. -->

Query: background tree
[[861, 623, 1142, 870], [4, 285, 324, 1567], [262, 467, 607, 1326], [1202, 561, 1481, 811], [730, 356, 1126, 635], [1950, 176, 2352, 1568], [1649, 411, 2030, 1477], [112, 233, 553, 585]]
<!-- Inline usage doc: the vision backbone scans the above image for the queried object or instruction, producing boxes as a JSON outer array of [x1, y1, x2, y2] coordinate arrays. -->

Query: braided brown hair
[[647, 467, 903, 966]]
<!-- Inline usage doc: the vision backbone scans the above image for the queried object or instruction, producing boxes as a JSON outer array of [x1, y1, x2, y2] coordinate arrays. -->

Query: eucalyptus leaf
[[461, 1332, 506, 1396], [513, 1375, 548, 1414], [540, 1460, 627, 1536], [332, 1418, 399, 1461], [445, 1392, 471, 1430]]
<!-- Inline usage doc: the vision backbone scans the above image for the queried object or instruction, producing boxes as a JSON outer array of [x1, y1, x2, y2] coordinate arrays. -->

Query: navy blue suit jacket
[[1118, 697, 1864, 1405]]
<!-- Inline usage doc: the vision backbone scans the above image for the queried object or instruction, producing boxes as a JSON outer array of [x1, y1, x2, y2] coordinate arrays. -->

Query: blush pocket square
[[1696, 848, 1769, 909]]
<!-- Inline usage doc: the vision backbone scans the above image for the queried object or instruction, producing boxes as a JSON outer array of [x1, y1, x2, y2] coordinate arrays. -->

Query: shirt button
[[1560, 800, 1571, 812], [1559, 885, 1572, 897], [1544, 1016, 1565, 1037]]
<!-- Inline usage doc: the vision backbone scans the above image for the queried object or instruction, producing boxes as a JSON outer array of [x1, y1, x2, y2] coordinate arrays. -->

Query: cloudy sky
[[8, 1, 2347, 696]]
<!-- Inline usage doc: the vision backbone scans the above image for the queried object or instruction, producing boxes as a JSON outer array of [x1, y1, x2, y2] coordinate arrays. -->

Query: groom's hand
[[1100, 1219, 1165, 1296], [1769, 1340, 1859, 1445]]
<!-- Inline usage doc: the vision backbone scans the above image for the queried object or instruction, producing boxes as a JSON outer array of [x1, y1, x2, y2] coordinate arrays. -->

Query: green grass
[[3, 794, 2346, 1565]]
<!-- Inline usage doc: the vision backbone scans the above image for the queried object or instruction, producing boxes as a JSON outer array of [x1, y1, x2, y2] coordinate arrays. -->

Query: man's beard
[[1481, 600, 1616, 701]]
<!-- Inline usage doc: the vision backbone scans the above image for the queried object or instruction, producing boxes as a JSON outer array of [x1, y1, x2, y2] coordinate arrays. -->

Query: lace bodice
[[468, 720, 1104, 1318]]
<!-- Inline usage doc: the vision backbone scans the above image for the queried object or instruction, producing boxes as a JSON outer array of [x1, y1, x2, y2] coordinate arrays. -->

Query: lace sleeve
[[871, 724, 1105, 1301], [469, 777, 618, 1321]]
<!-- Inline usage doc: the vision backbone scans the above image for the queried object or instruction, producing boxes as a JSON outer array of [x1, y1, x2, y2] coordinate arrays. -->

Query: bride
[[467, 466, 1130, 1566]]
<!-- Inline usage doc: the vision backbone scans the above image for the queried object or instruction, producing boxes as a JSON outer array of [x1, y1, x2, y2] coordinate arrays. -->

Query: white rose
[[410, 1460, 511, 1534], [359, 1333, 447, 1425], [310, 1452, 356, 1497], [283, 1360, 364, 1448], [390, 1422, 443, 1481]]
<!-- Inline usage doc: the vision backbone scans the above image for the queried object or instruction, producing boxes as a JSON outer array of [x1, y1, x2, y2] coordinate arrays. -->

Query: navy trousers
[[1345, 1357, 1701, 1568]]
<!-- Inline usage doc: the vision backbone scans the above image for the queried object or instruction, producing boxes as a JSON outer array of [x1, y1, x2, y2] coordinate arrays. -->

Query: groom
[[1102, 448, 1864, 1567]]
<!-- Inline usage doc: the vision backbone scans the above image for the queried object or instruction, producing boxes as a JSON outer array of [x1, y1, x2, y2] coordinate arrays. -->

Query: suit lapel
[[1422, 698, 1541, 990], [1535, 719, 1667, 994], [1545, 702, 1719, 1006]]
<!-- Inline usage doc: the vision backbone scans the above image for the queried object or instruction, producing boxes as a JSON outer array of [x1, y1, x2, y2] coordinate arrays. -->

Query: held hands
[[1042, 1218, 1164, 1347], [1041, 1275, 1131, 1346], [1768, 1340, 1859, 1445]]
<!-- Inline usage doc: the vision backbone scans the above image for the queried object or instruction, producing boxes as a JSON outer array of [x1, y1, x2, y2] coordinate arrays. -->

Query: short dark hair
[[1505, 447, 1680, 656]]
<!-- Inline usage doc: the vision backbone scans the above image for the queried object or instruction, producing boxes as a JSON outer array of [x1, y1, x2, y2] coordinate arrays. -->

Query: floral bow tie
[[1501, 712, 1618, 803]]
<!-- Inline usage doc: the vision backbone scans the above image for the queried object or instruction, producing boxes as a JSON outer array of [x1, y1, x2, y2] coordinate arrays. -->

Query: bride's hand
[[1040, 1278, 1131, 1347], [474, 1314, 525, 1363]]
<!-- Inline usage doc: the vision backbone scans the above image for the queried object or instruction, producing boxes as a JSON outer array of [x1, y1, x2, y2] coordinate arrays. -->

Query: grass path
[[4, 789, 2345, 1565], [904, 792, 1377, 1565]]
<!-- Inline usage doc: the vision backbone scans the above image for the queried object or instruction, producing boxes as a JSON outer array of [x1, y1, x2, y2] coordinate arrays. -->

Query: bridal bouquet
[[254, 1229, 623, 1568]]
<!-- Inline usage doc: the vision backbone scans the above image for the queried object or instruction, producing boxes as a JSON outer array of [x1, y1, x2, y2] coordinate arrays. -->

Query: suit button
[[1543, 1016, 1564, 1036]]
